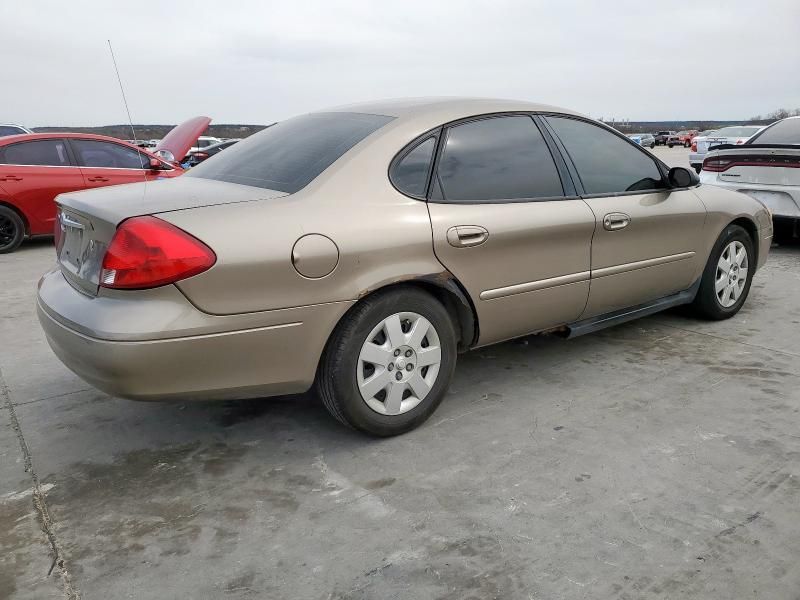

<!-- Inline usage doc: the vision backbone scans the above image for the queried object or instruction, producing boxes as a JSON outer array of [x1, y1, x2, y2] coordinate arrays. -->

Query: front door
[[543, 115, 707, 318], [68, 139, 156, 189], [0, 138, 85, 234], [423, 114, 596, 346]]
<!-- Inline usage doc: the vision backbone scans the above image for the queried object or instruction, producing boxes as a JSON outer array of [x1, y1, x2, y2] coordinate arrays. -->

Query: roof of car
[[0, 132, 158, 152], [321, 97, 585, 120]]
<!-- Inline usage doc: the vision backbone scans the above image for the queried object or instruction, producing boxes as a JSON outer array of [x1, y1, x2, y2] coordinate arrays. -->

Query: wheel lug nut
[[406, 364, 413, 371], [388, 363, 394, 371], [395, 371, 403, 381], [394, 349, 401, 357], [405, 350, 412, 357]]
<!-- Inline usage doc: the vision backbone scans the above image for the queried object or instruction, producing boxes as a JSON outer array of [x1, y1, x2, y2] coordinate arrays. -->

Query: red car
[[0, 117, 210, 253]]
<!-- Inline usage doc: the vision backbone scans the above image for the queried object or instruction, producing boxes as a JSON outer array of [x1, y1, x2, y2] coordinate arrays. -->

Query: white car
[[700, 116, 800, 244], [689, 125, 763, 173], [186, 135, 223, 157], [0, 124, 33, 137]]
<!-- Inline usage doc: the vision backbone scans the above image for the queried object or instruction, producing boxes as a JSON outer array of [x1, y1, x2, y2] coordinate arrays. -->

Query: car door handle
[[87, 176, 110, 182], [0, 175, 22, 181], [603, 213, 631, 231], [446, 225, 489, 248]]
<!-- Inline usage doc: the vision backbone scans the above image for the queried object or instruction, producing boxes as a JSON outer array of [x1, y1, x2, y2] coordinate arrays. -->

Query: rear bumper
[[37, 269, 352, 401], [698, 175, 800, 219]]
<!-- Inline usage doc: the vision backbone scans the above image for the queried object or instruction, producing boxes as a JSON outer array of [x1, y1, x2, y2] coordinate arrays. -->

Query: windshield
[[187, 112, 394, 193], [747, 118, 800, 145], [714, 126, 761, 138]]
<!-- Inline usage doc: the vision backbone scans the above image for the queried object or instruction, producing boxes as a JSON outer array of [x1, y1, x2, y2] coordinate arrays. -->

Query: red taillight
[[702, 157, 734, 172], [691, 141, 697, 152], [100, 216, 216, 289]]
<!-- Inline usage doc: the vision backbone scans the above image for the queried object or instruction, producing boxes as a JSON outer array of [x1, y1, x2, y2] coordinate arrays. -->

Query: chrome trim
[[481, 271, 590, 301], [592, 251, 696, 278]]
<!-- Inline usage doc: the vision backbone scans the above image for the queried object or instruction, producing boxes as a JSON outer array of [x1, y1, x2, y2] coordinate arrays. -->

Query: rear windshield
[[186, 112, 394, 193], [747, 118, 800, 145], [0, 125, 26, 137], [714, 126, 761, 138]]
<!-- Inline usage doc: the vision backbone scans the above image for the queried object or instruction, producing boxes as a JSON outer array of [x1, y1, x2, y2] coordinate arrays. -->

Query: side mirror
[[668, 166, 698, 188], [148, 157, 163, 170]]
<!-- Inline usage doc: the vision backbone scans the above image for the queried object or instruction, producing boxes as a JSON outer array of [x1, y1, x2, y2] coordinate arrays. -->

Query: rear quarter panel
[[164, 119, 447, 315]]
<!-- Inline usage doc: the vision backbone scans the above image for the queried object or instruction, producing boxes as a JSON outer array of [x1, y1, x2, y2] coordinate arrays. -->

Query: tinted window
[[0, 139, 70, 166], [71, 140, 148, 169], [435, 116, 563, 202], [748, 118, 800, 145], [391, 137, 435, 197], [714, 126, 762, 138], [187, 112, 394, 193], [0, 126, 27, 137], [546, 117, 665, 195]]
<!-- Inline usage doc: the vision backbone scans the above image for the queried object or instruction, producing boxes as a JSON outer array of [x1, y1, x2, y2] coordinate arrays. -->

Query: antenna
[[107, 40, 145, 170]]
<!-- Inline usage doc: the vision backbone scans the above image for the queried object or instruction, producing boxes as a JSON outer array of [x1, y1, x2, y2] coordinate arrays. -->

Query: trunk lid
[[710, 147, 800, 185], [155, 116, 212, 163], [55, 177, 288, 296]]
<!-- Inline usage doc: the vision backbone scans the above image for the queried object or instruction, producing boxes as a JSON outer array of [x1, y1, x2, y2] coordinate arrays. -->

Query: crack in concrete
[[1, 366, 80, 600]]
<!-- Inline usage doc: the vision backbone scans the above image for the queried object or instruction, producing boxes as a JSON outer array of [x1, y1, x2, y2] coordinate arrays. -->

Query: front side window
[[187, 112, 394, 193], [748, 119, 800, 145], [435, 115, 564, 202], [0, 139, 70, 166], [391, 137, 436, 198], [71, 140, 148, 169], [546, 116, 665, 195]]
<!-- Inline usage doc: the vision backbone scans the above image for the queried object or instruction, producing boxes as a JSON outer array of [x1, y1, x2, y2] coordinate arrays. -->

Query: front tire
[[690, 224, 754, 320], [0, 206, 25, 254], [316, 287, 457, 436]]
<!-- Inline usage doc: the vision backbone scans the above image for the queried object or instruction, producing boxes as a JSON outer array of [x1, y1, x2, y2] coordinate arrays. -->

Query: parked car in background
[[0, 124, 33, 138], [701, 116, 800, 244], [689, 125, 763, 173], [0, 116, 209, 252], [185, 135, 223, 159], [36, 98, 771, 436], [670, 130, 698, 148], [654, 131, 676, 146], [185, 139, 239, 167], [628, 133, 655, 148]]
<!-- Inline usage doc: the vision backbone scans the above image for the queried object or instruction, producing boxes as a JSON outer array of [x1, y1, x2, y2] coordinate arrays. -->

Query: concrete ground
[[2, 147, 799, 599]]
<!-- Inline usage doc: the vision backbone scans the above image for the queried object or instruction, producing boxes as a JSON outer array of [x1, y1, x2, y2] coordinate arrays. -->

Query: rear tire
[[0, 206, 25, 254], [690, 224, 754, 320], [668, 143, 674, 148], [316, 287, 457, 436]]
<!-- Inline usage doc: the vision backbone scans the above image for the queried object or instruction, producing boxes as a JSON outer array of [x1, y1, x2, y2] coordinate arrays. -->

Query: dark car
[[185, 140, 238, 167]]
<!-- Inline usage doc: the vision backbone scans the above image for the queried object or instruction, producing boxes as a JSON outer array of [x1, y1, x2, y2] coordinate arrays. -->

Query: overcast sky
[[4, 0, 799, 126]]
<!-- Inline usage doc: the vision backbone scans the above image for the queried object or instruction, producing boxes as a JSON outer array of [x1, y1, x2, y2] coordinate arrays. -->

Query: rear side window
[[546, 116, 665, 195], [187, 112, 394, 193], [435, 115, 564, 202], [0, 139, 70, 166], [391, 137, 436, 198], [748, 119, 800, 145], [71, 140, 148, 169]]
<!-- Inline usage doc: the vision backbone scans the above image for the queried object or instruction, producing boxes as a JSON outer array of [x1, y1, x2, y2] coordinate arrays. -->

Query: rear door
[[0, 138, 84, 234], [543, 115, 707, 318], [68, 139, 156, 188], [422, 114, 596, 346]]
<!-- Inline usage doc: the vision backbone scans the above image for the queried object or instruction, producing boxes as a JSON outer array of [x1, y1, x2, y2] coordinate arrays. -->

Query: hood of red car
[[155, 116, 212, 162]]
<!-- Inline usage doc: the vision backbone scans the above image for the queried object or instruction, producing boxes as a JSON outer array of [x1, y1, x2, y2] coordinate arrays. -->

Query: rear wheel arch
[[0, 201, 29, 236], [326, 274, 478, 359]]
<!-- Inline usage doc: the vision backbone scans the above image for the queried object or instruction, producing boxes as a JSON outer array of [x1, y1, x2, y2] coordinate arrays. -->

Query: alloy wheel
[[0, 214, 18, 249], [715, 240, 749, 308], [357, 312, 442, 415]]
